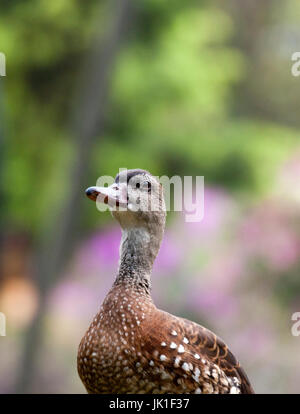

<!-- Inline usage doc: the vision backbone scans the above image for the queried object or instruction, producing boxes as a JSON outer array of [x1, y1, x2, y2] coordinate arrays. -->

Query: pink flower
[[240, 203, 300, 271]]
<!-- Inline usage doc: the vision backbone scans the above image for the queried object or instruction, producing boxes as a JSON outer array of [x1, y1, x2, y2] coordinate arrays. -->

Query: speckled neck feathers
[[114, 224, 164, 294]]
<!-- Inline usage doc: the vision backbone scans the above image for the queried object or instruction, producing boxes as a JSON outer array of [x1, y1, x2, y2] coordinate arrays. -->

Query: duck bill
[[85, 184, 128, 209]]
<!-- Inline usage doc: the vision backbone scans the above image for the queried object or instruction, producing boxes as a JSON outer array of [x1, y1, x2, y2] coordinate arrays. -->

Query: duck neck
[[114, 226, 162, 295]]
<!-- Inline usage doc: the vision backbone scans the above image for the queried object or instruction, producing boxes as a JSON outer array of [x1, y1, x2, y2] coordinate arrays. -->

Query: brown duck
[[77, 169, 254, 394]]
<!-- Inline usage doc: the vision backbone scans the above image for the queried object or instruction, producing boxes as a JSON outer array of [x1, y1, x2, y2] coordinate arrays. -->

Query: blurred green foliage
[[1, 0, 300, 234]]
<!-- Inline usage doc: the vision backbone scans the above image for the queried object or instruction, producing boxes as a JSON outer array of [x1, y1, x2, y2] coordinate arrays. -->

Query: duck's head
[[86, 169, 166, 232]]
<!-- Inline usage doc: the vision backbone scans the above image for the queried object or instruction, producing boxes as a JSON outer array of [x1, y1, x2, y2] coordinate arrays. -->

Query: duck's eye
[[136, 182, 140, 189], [147, 181, 151, 193]]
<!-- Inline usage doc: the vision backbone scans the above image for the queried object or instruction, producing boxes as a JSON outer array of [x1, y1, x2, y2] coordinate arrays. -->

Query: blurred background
[[1, 0, 300, 394]]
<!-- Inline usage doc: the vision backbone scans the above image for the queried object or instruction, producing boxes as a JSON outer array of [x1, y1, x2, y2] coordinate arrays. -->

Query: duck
[[77, 169, 254, 394]]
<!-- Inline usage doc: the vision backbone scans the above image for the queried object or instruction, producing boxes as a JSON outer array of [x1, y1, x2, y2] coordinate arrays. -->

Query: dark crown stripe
[[115, 169, 151, 184]]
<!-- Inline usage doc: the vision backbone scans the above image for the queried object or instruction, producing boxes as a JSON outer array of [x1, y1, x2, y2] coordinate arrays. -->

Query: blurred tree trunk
[[226, 0, 273, 117], [15, 0, 135, 393], [228, 0, 272, 54]]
